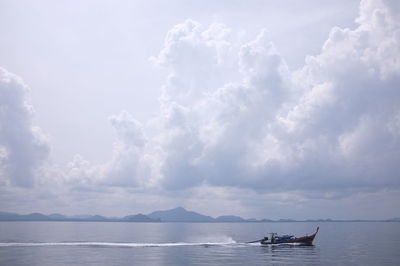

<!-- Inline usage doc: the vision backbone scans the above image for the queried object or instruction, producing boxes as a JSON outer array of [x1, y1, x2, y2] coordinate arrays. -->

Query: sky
[[0, 0, 399, 220]]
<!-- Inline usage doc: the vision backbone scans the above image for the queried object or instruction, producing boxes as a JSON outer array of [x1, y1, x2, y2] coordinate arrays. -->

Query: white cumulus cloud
[[0, 67, 49, 187], [146, 0, 400, 195]]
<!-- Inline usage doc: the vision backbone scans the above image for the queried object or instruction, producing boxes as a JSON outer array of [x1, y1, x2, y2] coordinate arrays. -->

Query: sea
[[0, 222, 399, 265]]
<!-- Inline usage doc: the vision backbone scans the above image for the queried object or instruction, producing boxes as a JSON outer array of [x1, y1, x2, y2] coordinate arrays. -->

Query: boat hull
[[260, 227, 319, 246]]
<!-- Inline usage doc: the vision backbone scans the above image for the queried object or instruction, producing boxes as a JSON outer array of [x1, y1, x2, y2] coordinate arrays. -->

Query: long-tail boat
[[248, 227, 319, 245]]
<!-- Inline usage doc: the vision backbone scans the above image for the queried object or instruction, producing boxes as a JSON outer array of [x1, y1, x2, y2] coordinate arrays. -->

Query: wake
[[0, 240, 305, 248], [0, 240, 240, 248]]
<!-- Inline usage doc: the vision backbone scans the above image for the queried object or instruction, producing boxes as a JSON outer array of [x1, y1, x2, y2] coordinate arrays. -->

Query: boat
[[248, 227, 319, 245]]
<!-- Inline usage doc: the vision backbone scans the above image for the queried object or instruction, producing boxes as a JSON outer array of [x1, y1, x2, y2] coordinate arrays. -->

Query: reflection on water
[[262, 245, 319, 265]]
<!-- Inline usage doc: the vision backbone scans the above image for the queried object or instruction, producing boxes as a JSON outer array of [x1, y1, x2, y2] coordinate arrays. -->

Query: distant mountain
[[48, 213, 67, 220], [86, 215, 108, 221], [0, 211, 17, 215], [0, 212, 157, 222], [215, 215, 245, 222], [71, 214, 98, 220], [148, 207, 214, 222], [277, 219, 296, 222], [258, 218, 275, 222], [123, 214, 160, 222], [305, 219, 333, 222], [0, 212, 51, 221], [2, 208, 399, 223], [386, 217, 400, 222], [0, 212, 20, 221], [23, 213, 52, 221]]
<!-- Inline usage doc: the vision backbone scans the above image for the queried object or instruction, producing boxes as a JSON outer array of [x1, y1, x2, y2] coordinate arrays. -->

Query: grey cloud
[[0, 68, 49, 187]]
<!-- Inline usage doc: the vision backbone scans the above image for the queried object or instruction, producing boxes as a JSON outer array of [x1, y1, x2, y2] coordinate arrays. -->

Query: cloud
[[0, 68, 49, 187], [61, 0, 396, 198], [60, 111, 152, 188], [102, 111, 150, 187], [147, 0, 400, 195], [2, 0, 399, 217], [278, 0, 400, 191], [151, 19, 238, 106]]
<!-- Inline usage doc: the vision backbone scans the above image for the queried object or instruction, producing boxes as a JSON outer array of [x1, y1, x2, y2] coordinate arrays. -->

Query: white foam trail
[[0, 240, 237, 248]]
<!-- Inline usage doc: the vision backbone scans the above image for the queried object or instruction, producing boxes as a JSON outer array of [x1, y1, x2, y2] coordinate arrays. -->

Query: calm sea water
[[0, 222, 399, 265]]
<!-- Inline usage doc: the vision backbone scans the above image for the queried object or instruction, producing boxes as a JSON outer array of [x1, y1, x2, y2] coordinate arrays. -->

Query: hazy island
[[1, 207, 399, 223]]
